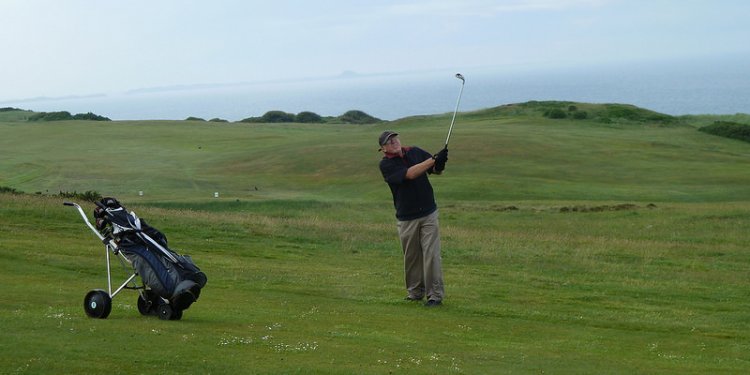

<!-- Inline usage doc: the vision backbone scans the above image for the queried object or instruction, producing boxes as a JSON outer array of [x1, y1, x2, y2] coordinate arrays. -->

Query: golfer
[[378, 130, 448, 307]]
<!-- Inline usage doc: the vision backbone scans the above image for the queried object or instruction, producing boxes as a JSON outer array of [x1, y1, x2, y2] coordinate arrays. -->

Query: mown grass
[[1, 103, 750, 373]]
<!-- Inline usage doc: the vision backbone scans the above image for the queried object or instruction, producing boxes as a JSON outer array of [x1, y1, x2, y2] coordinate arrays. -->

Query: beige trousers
[[397, 210, 444, 302]]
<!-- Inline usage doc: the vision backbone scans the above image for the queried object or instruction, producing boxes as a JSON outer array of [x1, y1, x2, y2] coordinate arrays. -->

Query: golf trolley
[[65, 198, 206, 320]]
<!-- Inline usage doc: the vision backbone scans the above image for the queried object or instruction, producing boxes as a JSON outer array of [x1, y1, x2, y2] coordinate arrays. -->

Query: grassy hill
[[2, 102, 750, 203], [1, 102, 750, 373]]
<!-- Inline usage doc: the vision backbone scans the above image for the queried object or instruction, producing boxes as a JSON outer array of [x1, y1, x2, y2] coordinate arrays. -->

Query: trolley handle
[[63, 201, 106, 242]]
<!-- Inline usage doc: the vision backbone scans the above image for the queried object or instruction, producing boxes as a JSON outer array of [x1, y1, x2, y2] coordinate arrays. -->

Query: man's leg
[[398, 218, 424, 299], [421, 210, 444, 302]]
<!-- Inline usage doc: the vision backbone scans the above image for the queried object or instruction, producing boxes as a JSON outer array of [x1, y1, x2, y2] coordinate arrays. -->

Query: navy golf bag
[[66, 197, 206, 320]]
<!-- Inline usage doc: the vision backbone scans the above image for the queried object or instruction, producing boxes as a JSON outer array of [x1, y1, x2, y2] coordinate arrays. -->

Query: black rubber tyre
[[137, 291, 158, 316], [157, 303, 173, 320], [83, 290, 112, 319], [170, 308, 183, 321]]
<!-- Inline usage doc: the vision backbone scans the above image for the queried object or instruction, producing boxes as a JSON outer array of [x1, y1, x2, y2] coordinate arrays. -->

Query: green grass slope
[[1, 102, 750, 373], [2, 102, 750, 203]]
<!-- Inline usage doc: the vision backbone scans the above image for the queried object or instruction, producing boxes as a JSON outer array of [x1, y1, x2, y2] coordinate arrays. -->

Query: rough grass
[[2, 194, 749, 374]]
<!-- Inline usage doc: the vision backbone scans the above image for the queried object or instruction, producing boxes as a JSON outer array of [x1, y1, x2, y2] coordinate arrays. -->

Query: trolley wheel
[[170, 309, 183, 321], [83, 290, 112, 319], [157, 303, 173, 320], [137, 291, 158, 316]]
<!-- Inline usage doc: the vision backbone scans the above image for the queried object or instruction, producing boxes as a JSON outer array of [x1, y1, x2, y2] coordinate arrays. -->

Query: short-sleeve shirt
[[379, 146, 437, 221]]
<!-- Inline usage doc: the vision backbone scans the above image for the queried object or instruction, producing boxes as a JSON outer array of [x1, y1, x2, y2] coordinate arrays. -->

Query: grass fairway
[[1, 103, 750, 373]]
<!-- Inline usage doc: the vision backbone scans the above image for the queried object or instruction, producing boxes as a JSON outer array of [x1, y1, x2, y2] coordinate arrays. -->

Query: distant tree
[[0, 107, 22, 112], [209, 118, 229, 122], [339, 110, 381, 124], [186, 116, 206, 121], [72, 112, 111, 121], [295, 111, 323, 123], [260, 110, 296, 123], [239, 116, 260, 123]]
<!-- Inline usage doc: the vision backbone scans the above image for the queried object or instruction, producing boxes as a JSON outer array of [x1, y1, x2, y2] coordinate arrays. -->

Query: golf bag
[[65, 197, 206, 320]]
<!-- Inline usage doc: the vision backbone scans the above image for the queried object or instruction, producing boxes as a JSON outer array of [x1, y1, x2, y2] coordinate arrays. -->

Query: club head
[[455, 73, 465, 83]]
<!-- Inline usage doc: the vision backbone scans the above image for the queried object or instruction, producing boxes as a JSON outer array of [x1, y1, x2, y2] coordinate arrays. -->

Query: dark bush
[[699, 121, 750, 143], [261, 110, 296, 123], [572, 111, 588, 119], [28, 111, 110, 121], [209, 118, 229, 122], [0, 107, 21, 112], [186, 116, 206, 121], [57, 190, 102, 202], [296, 111, 323, 123], [28, 111, 73, 121], [72, 112, 111, 121], [340, 110, 381, 124], [544, 108, 567, 119], [0, 186, 20, 194]]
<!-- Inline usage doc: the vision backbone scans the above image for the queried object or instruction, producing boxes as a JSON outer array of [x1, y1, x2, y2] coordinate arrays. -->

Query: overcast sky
[[1, 0, 749, 102]]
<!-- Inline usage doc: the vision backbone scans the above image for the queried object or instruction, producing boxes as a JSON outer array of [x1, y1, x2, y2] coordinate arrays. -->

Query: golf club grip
[[63, 202, 75, 206]]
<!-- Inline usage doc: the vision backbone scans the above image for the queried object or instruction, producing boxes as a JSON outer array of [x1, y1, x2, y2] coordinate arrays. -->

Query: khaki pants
[[397, 210, 444, 302]]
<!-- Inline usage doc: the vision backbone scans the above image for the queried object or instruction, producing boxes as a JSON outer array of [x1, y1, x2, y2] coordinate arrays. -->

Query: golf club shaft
[[445, 73, 465, 148]]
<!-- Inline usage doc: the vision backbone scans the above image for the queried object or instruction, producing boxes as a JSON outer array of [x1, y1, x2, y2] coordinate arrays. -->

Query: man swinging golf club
[[379, 130, 447, 306], [377, 73, 464, 307]]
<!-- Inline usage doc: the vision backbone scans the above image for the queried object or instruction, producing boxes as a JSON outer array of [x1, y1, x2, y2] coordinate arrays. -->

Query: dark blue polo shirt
[[380, 146, 437, 221]]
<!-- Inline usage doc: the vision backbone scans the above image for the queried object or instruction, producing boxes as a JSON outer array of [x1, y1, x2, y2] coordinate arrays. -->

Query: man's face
[[382, 136, 401, 154]]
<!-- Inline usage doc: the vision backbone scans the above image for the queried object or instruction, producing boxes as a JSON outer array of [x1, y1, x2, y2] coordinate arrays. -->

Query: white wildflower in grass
[[218, 336, 254, 346], [450, 357, 462, 373], [271, 341, 319, 353], [299, 306, 319, 318]]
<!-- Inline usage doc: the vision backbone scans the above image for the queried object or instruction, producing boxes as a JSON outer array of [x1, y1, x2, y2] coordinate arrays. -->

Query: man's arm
[[405, 157, 436, 180]]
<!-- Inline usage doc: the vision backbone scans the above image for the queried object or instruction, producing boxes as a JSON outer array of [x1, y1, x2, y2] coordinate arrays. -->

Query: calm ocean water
[[4, 57, 749, 121]]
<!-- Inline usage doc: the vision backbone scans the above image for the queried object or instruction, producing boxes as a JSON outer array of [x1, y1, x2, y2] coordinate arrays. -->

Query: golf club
[[444, 73, 465, 149]]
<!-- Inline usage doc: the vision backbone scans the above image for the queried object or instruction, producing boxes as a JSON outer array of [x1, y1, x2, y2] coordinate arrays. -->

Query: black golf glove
[[433, 148, 448, 172]]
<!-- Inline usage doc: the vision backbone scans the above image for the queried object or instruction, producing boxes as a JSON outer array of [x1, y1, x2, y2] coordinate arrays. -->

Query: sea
[[3, 56, 749, 121]]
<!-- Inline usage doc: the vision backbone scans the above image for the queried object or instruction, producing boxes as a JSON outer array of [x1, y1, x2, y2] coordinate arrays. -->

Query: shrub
[[339, 110, 381, 124], [699, 121, 750, 143], [0, 186, 20, 194], [544, 108, 567, 119], [28, 111, 110, 121], [296, 111, 323, 123], [0, 107, 21, 112], [261, 111, 296, 123], [572, 111, 588, 119], [186, 116, 206, 121], [28, 111, 73, 121], [57, 190, 102, 202], [209, 118, 229, 122], [72, 112, 111, 121]]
